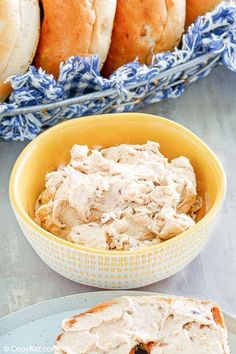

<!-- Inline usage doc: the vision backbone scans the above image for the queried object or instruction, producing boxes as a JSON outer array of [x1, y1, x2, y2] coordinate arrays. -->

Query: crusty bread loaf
[[34, 0, 117, 78], [0, 0, 40, 102], [54, 295, 230, 354], [185, 0, 221, 28], [103, 0, 186, 77]]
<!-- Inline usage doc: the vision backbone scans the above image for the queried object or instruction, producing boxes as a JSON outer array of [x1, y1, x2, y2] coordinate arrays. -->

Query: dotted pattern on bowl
[[15, 211, 214, 289]]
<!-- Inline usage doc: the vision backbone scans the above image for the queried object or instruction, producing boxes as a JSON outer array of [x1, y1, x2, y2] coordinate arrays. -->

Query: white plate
[[0, 291, 235, 353]]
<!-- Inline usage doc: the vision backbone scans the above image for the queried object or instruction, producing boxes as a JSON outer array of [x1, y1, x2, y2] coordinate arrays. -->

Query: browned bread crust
[[103, 0, 185, 76], [34, 0, 117, 78], [185, 0, 221, 28], [35, 0, 95, 78], [211, 305, 225, 328]]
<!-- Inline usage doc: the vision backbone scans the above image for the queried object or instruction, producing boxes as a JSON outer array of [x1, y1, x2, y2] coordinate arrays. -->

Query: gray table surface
[[0, 66, 236, 319]]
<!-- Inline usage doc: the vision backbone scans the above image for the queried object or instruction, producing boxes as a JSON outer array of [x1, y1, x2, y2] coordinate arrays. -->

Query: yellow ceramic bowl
[[10, 113, 226, 289]]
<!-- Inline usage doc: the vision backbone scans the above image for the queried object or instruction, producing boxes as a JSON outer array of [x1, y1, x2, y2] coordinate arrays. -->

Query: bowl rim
[[9, 113, 226, 256]]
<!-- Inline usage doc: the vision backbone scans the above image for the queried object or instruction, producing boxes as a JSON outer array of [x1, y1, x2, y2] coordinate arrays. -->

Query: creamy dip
[[35, 141, 199, 250]]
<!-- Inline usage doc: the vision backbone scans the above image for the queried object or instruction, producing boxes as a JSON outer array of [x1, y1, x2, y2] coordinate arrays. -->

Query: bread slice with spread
[[54, 295, 230, 353]]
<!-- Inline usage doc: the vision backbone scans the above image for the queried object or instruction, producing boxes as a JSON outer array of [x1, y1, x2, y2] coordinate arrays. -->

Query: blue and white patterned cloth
[[0, 0, 236, 141]]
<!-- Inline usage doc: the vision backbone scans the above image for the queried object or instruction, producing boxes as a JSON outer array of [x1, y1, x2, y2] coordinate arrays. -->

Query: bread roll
[[34, 0, 117, 78], [0, 0, 40, 102], [54, 295, 230, 353], [103, 0, 186, 77], [186, 0, 221, 28]]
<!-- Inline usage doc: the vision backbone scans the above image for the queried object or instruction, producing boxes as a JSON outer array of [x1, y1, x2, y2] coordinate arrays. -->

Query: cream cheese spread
[[35, 141, 199, 250], [53, 296, 230, 354]]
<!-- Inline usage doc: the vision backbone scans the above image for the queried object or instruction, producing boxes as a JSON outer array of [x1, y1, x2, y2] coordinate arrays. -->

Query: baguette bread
[[34, 0, 117, 78], [54, 295, 230, 353], [185, 0, 221, 28], [0, 0, 40, 101], [103, 0, 186, 76]]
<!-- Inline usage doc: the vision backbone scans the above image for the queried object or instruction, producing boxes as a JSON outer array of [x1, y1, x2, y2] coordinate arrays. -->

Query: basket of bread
[[0, 0, 236, 140]]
